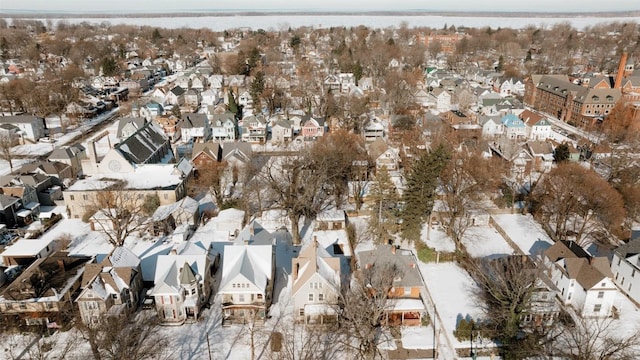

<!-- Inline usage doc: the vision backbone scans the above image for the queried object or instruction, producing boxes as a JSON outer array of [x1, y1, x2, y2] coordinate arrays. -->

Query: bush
[[415, 240, 436, 262], [454, 318, 476, 341]]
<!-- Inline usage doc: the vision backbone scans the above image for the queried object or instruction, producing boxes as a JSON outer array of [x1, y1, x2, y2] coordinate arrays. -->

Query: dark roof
[[544, 240, 590, 262], [115, 122, 168, 164], [49, 144, 85, 161], [0, 194, 20, 208], [357, 245, 423, 288], [221, 142, 252, 162], [170, 86, 186, 96], [180, 113, 208, 129], [614, 237, 640, 259]]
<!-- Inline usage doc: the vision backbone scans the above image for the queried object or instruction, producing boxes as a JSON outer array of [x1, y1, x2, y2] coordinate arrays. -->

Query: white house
[[219, 244, 274, 324], [544, 241, 617, 318], [519, 110, 552, 141], [151, 249, 213, 325], [429, 88, 452, 112], [479, 115, 504, 139], [611, 238, 640, 305], [271, 119, 293, 145], [292, 239, 341, 324], [180, 113, 210, 143], [0, 115, 46, 143]]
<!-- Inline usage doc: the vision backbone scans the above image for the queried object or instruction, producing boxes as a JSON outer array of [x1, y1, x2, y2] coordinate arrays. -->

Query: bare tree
[[466, 255, 558, 359], [367, 167, 399, 243], [552, 316, 640, 360], [531, 162, 626, 245], [439, 150, 499, 250], [335, 262, 403, 359], [0, 132, 17, 174], [87, 184, 148, 247], [79, 312, 172, 360], [189, 160, 230, 207]]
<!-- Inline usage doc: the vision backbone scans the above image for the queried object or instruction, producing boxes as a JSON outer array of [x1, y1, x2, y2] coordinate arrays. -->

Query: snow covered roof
[[220, 244, 273, 292], [152, 254, 208, 295], [2, 237, 55, 257], [67, 164, 183, 191]]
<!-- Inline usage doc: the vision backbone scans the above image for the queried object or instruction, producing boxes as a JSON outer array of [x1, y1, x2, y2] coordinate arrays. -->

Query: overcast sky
[[1, 0, 639, 13]]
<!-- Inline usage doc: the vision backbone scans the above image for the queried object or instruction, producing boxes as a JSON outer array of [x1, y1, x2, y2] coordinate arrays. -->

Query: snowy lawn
[[401, 326, 435, 349], [422, 224, 456, 252], [491, 214, 553, 256], [462, 226, 515, 259], [419, 262, 483, 349]]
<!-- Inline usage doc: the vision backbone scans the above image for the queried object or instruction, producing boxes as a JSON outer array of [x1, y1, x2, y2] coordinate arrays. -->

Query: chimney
[[391, 245, 396, 255], [614, 52, 628, 89], [88, 140, 98, 165]]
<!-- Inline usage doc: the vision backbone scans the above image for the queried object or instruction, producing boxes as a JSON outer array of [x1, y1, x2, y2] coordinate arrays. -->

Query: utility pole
[[206, 332, 212, 360]]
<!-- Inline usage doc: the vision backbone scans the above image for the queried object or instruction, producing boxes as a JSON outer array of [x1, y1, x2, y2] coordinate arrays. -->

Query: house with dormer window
[[219, 244, 274, 324], [611, 238, 640, 306], [544, 241, 617, 318], [292, 239, 341, 324]]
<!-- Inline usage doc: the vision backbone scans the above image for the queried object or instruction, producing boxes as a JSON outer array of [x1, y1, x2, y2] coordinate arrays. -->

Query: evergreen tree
[[553, 143, 570, 163], [250, 71, 265, 110], [368, 167, 399, 242], [227, 90, 240, 119], [101, 56, 119, 76], [401, 145, 450, 241]]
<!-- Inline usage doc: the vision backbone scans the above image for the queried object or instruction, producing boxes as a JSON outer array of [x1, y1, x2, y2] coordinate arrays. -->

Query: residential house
[[210, 112, 237, 141], [519, 110, 552, 141], [300, 116, 326, 140], [544, 241, 617, 318], [201, 89, 218, 106], [180, 113, 210, 143], [610, 238, 640, 305], [76, 247, 143, 325], [48, 144, 86, 177], [151, 196, 200, 236], [479, 115, 504, 139], [1, 237, 57, 266], [237, 91, 253, 109], [155, 115, 181, 142], [191, 142, 222, 169], [271, 119, 293, 145], [292, 239, 341, 324], [239, 115, 268, 143], [368, 138, 399, 172], [219, 244, 275, 324], [526, 141, 554, 173], [363, 119, 385, 141], [183, 88, 202, 109], [315, 210, 346, 231], [138, 102, 164, 121], [0, 115, 46, 143], [358, 245, 425, 326], [151, 248, 214, 324], [501, 113, 527, 140], [429, 88, 452, 112], [0, 252, 91, 327], [191, 75, 208, 91], [166, 86, 186, 106], [496, 78, 525, 97], [117, 117, 147, 141], [0, 194, 22, 227], [19, 160, 73, 185]]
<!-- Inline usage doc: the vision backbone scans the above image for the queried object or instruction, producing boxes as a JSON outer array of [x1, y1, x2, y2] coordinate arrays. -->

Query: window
[[70, 195, 75, 201], [20, 303, 27, 310], [238, 294, 245, 302], [593, 304, 602, 313], [318, 293, 324, 301], [82, 194, 88, 200], [164, 194, 169, 200], [308, 293, 314, 302], [568, 292, 572, 300], [299, 308, 304, 316], [191, 288, 196, 295], [111, 294, 118, 299], [601, 282, 606, 287], [257, 294, 263, 300], [597, 291, 604, 299]]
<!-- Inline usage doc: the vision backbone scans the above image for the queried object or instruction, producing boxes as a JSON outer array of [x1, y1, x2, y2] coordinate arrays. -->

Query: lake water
[[11, 14, 640, 31]]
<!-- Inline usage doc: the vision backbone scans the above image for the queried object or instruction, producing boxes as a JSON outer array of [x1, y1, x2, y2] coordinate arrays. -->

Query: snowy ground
[[422, 224, 456, 252], [11, 109, 119, 157], [491, 214, 553, 256], [462, 226, 515, 259], [401, 326, 435, 349], [419, 262, 484, 350]]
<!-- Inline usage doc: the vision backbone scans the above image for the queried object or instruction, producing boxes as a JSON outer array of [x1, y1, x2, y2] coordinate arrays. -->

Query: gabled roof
[[180, 113, 208, 129], [357, 245, 423, 288], [0, 193, 20, 208], [220, 244, 273, 292], [170, 86, 186, 96], [235, 220, 274, 246], [192, 142, 221, 162], [117, 117, 147, 138], [292, 240, 340, 296], [0, 115, 43, 124], [545, 240, 590, 262], [614, 237, 640, 259], [221, 142, 252, 163], [115, 122, 168, 164], [501, 113, 525, 128]]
